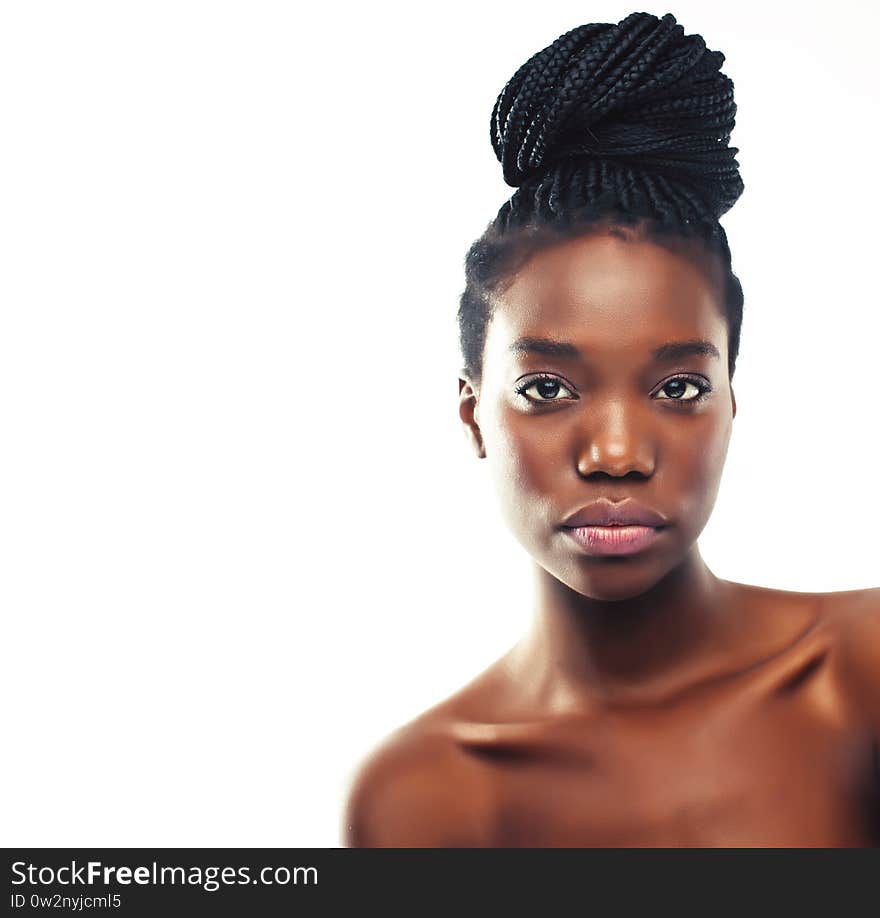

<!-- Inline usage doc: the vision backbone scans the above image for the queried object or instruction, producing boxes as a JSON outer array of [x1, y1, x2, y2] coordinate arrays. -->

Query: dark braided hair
[[458, 11, 745, 388]]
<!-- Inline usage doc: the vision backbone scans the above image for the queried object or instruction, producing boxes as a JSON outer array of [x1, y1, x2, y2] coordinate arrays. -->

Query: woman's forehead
[[502, 231, 719, 309], [487, 231, 726, 355], [484, 314, 727, 376], [487, 291, 725, 348]]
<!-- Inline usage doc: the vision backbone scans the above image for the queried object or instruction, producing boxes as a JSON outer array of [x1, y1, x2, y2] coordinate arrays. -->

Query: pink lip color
[[563, 524, 663, 557]]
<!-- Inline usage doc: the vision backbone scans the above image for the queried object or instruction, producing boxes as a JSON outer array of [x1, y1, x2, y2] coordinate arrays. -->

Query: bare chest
[[458, 676, 878, 846]]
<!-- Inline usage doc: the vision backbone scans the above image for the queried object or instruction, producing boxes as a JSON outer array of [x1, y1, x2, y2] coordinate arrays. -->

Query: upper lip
[[562, 499, 668, 528]]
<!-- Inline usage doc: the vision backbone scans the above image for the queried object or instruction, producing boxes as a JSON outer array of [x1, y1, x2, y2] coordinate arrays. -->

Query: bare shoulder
[[821, 586, 880, 720], [341, 654, 521, 847], [341, 707, 493, 848], [723, 579, 878, 645], [341, 650, 534, 847], [821, 585, 880, 643]]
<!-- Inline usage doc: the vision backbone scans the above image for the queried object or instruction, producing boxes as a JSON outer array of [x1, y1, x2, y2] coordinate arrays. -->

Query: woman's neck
[[510, 547, 740, 711]]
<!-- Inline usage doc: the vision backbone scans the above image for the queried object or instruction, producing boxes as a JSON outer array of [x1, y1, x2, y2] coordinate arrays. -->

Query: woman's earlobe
[[731, 388, 737, 419], [459, 377, 487, 458]]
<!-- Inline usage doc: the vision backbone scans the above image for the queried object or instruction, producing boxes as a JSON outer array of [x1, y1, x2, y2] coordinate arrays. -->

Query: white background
[[1, 1, 878, 847]]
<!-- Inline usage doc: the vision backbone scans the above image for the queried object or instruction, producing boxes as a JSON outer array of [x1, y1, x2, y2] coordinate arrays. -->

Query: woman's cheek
[[486, 407, 566, 527], [671, 411, 733, 535]]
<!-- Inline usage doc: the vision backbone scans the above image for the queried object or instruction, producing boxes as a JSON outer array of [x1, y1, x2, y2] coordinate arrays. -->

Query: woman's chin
[[549, 557, 673, 603], [578, 579, 661, 603]]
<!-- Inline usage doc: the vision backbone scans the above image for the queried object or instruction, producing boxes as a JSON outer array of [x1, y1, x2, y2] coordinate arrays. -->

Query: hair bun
[[491, 11, 744, 218]]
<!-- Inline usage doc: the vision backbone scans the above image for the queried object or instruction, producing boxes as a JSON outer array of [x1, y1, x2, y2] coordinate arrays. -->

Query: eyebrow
[[508, 336, 721, 363]]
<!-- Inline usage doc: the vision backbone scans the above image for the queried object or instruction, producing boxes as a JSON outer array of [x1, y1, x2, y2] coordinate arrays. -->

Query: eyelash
[[514, 373, 713, 407]]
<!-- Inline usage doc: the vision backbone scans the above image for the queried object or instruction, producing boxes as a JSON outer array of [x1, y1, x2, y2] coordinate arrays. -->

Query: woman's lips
[[563, 524, 665, 557]]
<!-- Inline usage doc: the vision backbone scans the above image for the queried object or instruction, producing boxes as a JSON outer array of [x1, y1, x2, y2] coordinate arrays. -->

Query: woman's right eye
[[515, 376, 576, 402]]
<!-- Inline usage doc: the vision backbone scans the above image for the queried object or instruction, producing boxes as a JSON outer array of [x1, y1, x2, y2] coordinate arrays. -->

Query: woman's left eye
[[654, 377, 712, 402]]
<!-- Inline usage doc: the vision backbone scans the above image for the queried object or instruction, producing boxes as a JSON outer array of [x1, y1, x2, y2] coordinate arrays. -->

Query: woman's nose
[[575, 402, 656, 479]]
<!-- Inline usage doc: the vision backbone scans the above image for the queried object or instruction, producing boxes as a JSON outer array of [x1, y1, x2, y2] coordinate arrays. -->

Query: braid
[[459, 11, 745, 387]]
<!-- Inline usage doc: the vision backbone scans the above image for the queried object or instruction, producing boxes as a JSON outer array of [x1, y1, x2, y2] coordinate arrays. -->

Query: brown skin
[[343, 226, 880, 847]]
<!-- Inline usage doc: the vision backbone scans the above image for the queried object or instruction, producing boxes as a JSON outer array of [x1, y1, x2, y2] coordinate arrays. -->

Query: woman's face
[[459, 227, 736, 601]]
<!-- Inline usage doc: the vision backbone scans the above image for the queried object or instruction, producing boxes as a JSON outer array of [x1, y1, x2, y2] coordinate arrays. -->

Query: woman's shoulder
[[750, 582, 880, 669], [821, 585, 880, 719], [341, 668, 507, 848], [727, 579, 879, 640], [822, 584, 880, 621]]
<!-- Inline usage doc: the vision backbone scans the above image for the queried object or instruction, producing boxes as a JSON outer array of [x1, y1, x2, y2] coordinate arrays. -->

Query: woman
[[343, 11, 880, 847]]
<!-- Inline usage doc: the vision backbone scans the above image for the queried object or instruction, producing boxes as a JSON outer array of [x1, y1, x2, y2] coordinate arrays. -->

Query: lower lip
[[563, 525, 665, 557]]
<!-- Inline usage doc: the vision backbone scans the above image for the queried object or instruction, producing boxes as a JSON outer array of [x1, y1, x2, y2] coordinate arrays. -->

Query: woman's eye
[[516, 377, 576, 402], [654, 377, 710, 402]]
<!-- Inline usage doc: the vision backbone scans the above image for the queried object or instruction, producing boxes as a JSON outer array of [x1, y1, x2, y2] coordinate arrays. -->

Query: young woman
[[343, 11, 880, 847]]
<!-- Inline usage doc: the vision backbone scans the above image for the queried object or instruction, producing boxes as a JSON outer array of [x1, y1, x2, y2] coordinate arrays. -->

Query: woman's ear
[[731, 386, 737, 419], [458, 375, 486, 458]]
